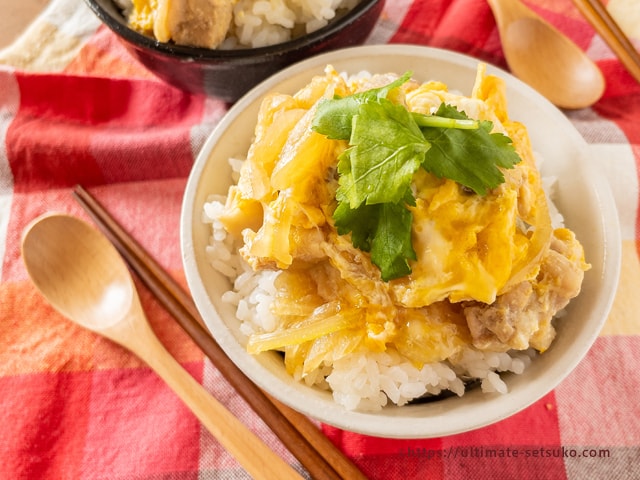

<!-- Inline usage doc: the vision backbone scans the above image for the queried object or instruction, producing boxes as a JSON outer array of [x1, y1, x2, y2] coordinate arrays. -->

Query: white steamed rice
[[223, 0, 360, 48]]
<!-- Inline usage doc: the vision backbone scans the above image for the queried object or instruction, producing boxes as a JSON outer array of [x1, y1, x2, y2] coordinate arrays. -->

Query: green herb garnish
[[312, 72, 521, 281]]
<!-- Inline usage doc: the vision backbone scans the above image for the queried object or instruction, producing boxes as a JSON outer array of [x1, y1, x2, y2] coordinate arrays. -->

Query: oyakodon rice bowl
[[200, 63, 591, 412], [114, 0, 361, 49]]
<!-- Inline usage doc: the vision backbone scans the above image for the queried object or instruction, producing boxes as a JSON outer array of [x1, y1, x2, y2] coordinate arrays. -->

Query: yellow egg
[[128, 0, 157, 35]]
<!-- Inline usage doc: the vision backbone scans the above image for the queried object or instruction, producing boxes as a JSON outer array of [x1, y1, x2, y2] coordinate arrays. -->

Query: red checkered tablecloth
[[1, 1, 639, 478]]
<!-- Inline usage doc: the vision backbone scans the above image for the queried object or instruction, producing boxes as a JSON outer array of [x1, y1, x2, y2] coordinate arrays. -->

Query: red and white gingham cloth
[[1, 1, 639, 478]]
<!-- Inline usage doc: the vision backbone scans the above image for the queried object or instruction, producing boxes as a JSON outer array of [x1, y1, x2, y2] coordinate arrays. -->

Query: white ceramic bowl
[[181, 45, 621, 438]]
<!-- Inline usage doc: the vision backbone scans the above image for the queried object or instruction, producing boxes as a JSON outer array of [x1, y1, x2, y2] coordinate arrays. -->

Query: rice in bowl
[[201, 64, 590, 412]]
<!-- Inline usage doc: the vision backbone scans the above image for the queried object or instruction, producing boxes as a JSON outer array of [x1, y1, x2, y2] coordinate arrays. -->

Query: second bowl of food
[[83, 0, 385, 101], [181, 45, 620, 438]]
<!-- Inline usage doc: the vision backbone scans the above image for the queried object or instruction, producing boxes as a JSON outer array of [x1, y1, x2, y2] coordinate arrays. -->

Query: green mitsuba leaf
[[420, 103, 521, 195], [346, 99, 429, 207], [312, 72, 413, 140], [334, 199, 416, 282], [313, 73, 521, 281]]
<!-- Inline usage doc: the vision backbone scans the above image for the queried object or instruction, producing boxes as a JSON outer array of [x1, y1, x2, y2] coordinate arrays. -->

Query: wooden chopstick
[[72, 185, 366, 480], [572, 0, 640, 83]]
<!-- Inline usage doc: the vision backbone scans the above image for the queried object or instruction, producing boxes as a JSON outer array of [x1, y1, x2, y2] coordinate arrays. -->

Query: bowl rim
[[181, 44, 622, 438], [83, 0, 384, 60]]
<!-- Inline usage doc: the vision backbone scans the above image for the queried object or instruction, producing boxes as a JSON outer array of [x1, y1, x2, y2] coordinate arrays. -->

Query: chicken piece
[[464, 282, 543, 351], [394, 302, 470, 365], [463, 228, 590, 352], [321, 233, 394, 309], [154, 0, 233, 48], [289, 227, 327, 264]]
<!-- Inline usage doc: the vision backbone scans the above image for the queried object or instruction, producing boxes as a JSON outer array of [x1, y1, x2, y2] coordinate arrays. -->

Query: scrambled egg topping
[[127, 0, 156, 34], [218, 65, 590, 378]]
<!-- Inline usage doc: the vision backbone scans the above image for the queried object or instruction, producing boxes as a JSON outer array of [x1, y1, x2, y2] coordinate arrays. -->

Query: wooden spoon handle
[[108, 307, 303, 480]]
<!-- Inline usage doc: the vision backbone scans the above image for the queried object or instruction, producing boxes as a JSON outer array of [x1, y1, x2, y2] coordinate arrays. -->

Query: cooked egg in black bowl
[[83, 0, 385, 101]]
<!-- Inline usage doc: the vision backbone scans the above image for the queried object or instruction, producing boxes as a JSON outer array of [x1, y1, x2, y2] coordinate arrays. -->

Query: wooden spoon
[[21, 213, 303, 480], [487, 0, 605, 109]]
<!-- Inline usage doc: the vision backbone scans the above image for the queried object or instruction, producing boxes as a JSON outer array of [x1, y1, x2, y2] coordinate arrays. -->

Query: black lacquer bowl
[[83, 0, 385, 102]]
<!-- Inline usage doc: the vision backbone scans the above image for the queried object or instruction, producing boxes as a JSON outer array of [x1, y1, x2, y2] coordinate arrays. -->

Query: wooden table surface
[[0, 0, 50, 49]]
